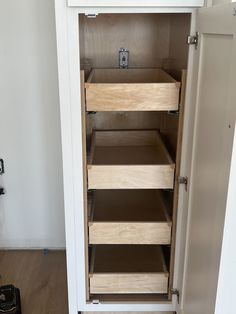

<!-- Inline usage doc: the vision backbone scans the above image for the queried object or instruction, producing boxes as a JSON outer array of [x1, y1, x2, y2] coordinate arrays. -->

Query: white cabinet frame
[[67, 0, 204, 8], [55, 1, 200, 312]]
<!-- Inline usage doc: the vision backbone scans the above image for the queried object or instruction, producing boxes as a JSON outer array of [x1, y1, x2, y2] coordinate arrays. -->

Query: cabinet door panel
[[182, 3, 236, 314]]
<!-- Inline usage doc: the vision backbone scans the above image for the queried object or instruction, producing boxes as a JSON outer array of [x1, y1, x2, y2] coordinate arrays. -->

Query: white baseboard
[[0, 238, 66, 249]]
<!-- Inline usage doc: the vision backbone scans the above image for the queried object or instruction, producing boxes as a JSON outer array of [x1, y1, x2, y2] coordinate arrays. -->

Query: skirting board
[[0, 239, 66, 250]]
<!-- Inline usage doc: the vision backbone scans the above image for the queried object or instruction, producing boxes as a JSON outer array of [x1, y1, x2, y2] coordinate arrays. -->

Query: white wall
[[0, 0, 65, 248]]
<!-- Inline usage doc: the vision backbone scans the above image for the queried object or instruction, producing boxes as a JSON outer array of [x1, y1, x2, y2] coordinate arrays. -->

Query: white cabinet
[[54, 1, 236, 313], [67, 0, 204, 7]]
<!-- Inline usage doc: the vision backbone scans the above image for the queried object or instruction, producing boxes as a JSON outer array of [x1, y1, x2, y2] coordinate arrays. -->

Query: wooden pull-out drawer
[[85, 68, 180, 112], [87, 130, 175, 189], [89, 245, 168, 294], [88, 190, 172, 245]]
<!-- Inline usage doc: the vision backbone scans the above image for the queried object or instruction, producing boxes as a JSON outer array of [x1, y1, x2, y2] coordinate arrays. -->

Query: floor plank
[[0, 250, 68, 314]]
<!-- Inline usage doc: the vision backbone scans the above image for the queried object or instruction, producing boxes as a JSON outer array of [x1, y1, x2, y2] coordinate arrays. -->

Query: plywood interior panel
[[90, 130, 174, 165], [168, 14, 191, 76], [89, 223, 171, 245], [79, 13, 190, 72], [88, 111, 162, 130], [87, 131, 175, 188], [86, 68, 177, 84], [79, 14, 171, 69], [85, 68, 180, 112], [87, 165, 175, 190], [90, 273, 168, 294], [93, 146, 168, 165], [79, 12, 191, 301], [90, 190, 170, 222], [87, 112, 179, 161], [88, 190, 172, 245], [95, 129, 163, 146], [90, 245, 167, 273], [80, 71, 90, 300], [160, 113, 179, 158], [88, 294, 169, 302]]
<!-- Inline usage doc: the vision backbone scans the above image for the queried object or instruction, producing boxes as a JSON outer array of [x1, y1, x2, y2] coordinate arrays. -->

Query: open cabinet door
[[181, 3, 236, 314]]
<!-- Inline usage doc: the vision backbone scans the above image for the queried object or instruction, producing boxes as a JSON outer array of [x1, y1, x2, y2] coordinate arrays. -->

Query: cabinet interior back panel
[[79, 12, 191, 302], [79, 13, 190, 71], [87, 112, 179, 161], [169, 13, 191, 76]]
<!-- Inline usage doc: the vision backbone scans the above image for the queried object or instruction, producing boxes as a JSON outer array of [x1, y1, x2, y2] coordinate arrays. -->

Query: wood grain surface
[[0, 250, 68, 314]]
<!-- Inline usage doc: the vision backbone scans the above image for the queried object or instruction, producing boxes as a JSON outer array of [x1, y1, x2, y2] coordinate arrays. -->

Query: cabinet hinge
[[85, 13, 98, 18], [187, 32, 199, 49], [0, 159, 5, 175], [167, 110, 179, 116], [171, 288, 180, 304], [178, 176, 188, 191]]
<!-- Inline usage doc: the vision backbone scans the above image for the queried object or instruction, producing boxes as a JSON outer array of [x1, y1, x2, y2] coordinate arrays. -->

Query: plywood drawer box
[[89, 245, 169, 294], [88, 190, 172, 245], [85, 68, 180, 112], [87, 130, 175, 189]]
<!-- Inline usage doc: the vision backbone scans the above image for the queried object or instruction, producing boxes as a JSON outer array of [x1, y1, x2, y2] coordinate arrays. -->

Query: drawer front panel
[[87, 165, 175, 189], [89, 222, 171, 245], [90, 273, 168, 294], [86, 84, 179, 112]]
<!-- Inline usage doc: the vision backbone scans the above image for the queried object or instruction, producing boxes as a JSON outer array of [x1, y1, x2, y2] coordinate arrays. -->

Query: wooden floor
[[0, 250, 68, 314]]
